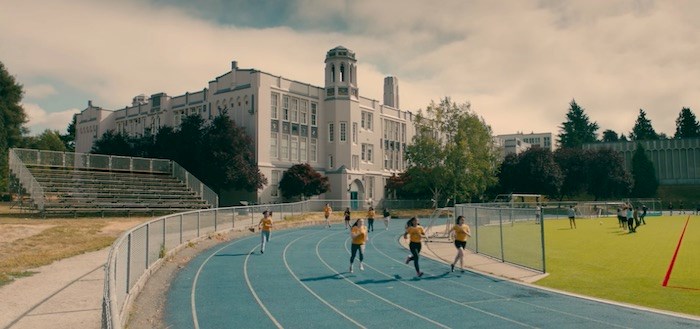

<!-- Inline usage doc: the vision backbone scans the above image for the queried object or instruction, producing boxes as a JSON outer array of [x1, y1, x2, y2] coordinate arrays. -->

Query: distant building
[[75, 46, 416, 206], [583, 138, 700, 185], [495, 132, 553, 157]]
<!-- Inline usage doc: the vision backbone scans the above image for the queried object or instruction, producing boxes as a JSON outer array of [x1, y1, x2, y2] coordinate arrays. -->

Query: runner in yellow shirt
[[403, 217, 426, 277], [323, 203, 332, 228], [367, 207, 376, 232], [449, 215, 471, 272], [349, 218, 367, 273], [257, 210, 273, 254]]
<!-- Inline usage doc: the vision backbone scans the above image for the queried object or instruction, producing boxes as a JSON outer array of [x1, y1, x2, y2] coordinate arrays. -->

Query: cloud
[[24, 84, 57, 99], [22, 103, 78, 135], [2, 0, 699, 139]]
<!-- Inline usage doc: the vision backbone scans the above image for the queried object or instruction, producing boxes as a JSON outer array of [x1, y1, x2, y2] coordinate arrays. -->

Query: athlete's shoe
[[450, 264, 455, 272], [417, 272, 424, 277], [260, 250, 264, 254], [405, 256, 411, 264], [360, 263, 364, 271], [349, 265, 353, 273]]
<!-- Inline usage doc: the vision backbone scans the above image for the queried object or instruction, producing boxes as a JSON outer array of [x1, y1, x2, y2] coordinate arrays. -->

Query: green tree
[[498, 148, 562, 198], [23, 129, 67, 151], [278, 163, 329, 200], [199, 115, 267, 193], [631, 144, 658, 197], [601, 129, 619, 143], [587, 149, 632, 200], [554, 148, 591, 200], [405, 97, 498, 203], [557, 99, 598, 148], [629, 109, 659, 141], [674, 107, 700, 139], [91, 130, 134, 156], [0, 61, 29, 193], [60, 114, 76, 151]]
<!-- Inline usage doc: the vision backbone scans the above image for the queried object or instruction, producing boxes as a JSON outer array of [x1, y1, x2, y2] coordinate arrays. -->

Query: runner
[[403, 217, 426, 277], [367, 206, 376, 232], [449, 215, 471, 272], [382, 207, 391, 230], [324, 203, 332, 228], [344, 207, 351, 229], [257, 210, 273, 254], [349, 218, 367, 273]]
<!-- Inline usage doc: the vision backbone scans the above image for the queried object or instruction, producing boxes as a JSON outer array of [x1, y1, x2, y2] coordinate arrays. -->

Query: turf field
[[536, 214, 699, 316]]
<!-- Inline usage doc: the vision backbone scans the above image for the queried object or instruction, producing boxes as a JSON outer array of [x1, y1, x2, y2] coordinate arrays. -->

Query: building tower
[[383, 76, 399, 109]]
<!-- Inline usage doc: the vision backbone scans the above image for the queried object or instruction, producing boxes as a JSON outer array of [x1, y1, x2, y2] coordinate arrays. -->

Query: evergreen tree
[[23, 129, 67, 151], [60, 114, 76, 151], [674, 107, 700, 139], [631, 144, 658, 197], [629, 109, 659, 141], [0, 61, 29, 193], [554, 148, 591, 200], [91, 130, 134, 156], [587, 149, 632, 200], [601, 129, 619, 143], [557, 99, 598, 148]]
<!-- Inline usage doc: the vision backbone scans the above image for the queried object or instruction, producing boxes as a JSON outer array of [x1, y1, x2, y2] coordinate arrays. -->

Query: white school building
[[75, 46, 416, 206]]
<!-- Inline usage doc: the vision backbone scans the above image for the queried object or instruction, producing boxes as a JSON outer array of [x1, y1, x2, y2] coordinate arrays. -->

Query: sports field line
[[662, 215, 691, 287], [367, 232, 633, 329], [314, 231, 451, 328], [281, 230, 366, 329], [354, 231, 538, 328]]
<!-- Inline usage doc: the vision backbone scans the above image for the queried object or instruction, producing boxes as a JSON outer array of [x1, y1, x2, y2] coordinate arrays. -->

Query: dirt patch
[[99, 218, 151, 236], [0, 224, 55, 244]]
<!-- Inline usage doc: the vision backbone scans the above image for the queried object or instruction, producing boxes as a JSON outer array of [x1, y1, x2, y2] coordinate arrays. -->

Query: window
[[291, 136, 299, 162], [311, 103, 317, 126], [361, 111, 373, 130], [271, 171, 280, 197], [328, 123, 335, 142], [328, 154, 334, 168], [300, 137, 307, 162], [281, 134, 289, 160], [310, 138, 317, 162], [291, 98, 298, 123], [270, 132, 278, 158], [352, 123, 358, 144], [283, 95, 289, 121], [361, 143, 374, 162], [271, 92, 279, 119], [340, 122, 347, 142], [300, 100, 308, 124]]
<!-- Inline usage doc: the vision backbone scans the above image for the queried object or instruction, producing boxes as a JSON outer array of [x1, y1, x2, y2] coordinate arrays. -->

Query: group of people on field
[[256, 204, 472, 278], [616, 203, 647, 233]]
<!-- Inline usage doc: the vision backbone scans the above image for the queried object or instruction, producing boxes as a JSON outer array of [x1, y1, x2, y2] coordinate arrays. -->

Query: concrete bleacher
[[27, 166, 211, 215]]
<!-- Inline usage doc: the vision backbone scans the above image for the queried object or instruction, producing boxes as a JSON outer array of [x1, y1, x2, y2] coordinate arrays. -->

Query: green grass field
[[536, 214, 699, 316]]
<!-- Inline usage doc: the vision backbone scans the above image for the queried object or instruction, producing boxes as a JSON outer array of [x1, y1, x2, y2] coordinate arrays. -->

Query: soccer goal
[[574, 201, 625, 218]]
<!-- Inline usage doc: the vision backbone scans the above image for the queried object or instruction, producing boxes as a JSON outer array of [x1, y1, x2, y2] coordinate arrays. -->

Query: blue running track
[[165, 224, 700, 328]]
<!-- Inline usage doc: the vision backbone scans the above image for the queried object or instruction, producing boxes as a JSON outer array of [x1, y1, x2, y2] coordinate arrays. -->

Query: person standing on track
[[367, 206, 376, 232], [349, 218, 367, 273], [404, 217, 426, 277], [382, 207, 391, 230], [324, 203, 332, 228], [344, 207, 351, 229], [449, 215, 471, 272], [258, 210, 273, 254]]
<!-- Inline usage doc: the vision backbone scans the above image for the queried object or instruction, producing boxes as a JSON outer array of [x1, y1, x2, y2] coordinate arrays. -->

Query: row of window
[[271, 92, 317, 126], [270, 133, 318, 163]]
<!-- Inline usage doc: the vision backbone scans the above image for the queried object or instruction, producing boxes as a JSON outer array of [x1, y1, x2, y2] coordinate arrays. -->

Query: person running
[[640, 204, 648, 225], [567, 205, 576, 229], [449, 215, 471, 272], [367, 206, 376, 232], [258, 210, 273, 254], [616, 207, 625, 228], [349, 218, 367, 273], [404, 217, 426, 277], [324, 203, 332, 228], [626, 204, 635, 233], [344, 207, 351, 229], [382, 207, 391, 230]]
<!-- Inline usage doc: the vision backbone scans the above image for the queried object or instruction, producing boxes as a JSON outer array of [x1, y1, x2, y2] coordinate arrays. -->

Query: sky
[[2, 0, 699, 138]]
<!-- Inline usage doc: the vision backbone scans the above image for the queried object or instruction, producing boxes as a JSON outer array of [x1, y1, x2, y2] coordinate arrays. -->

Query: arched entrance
[[348, 179, 365, 210]]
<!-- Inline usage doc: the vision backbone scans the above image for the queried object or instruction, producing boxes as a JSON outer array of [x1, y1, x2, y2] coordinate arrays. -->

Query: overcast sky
[[2, 0, 699, 138]]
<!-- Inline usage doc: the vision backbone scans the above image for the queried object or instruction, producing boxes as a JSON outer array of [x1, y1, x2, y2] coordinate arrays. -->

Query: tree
[[587, 149, 632, 200], [629, 109, 659, 141], [631, 144, 658, 197], [199, 115, 267, 193], [601, 129, 619, 143], [0, 61, 29, 193], [405, 97, 499, 203], [23, 129, 67, 151], [498, 148, 562, 198], [554, 148, 591, 200], [557, 99, 598, 148], [278, 163, 329, 200], [60, 114, 77, 151], [674, 107, 700, 139]]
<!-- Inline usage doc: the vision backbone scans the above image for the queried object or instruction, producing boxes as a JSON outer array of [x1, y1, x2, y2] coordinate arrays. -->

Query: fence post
[[474, 207, 479, 253], [499, 208, 505, 262], [145, 223, 150, 269], [197, 212, 201, 237], [126, 233, 132, 294], [179, 215, 183, 244], [540, 208, 547, 273]]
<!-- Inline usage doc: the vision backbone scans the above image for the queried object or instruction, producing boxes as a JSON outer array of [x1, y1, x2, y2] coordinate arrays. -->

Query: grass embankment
[[537, 214, 699, 316]]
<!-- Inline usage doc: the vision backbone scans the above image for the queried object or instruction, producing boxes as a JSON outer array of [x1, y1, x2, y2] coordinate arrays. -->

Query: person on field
[[258, 210, 273, 254], [382, 207, 391, 230], [449, 215, 471, 273], [633, 206, 641, 229], [668, 201, 673, 216], [324, 203, 332, 228], [404, 217, 426, 277], [567, 205, 576, 229], [616, 208, 625, 228], [344, 207, 351, 229], [367, 206, 376, 232], [535, 204, 542, 224], [626, 205, 635, 233], [640, 205, 648, 225], [349, 218, 368, 273]]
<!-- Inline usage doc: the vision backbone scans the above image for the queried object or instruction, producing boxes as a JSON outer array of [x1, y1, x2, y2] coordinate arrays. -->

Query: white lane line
[[352, 232, 537, 328], [314, 232, 451, 329], [282, 230, 367, 329], [367, 234, 632, 329]]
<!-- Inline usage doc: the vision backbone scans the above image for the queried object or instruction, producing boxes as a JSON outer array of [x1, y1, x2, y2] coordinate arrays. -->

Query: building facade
[[494, 132, 553, 157], [75, 46, 416, 206]]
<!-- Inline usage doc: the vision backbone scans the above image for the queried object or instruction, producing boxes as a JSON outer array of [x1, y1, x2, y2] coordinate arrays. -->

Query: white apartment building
[[495, 132, 553, 156], [75, 46, 416, 206]]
